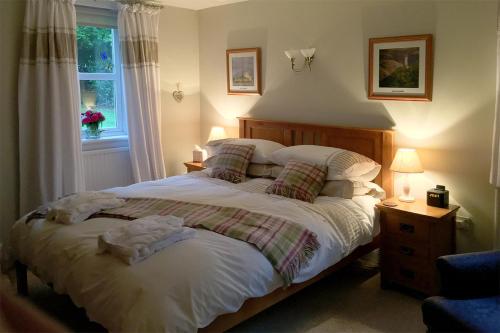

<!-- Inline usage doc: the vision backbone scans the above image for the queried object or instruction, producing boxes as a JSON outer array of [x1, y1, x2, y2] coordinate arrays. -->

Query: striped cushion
[[266, 160, 327, 203], [327, 149, 378, 180], [211, 144, 256, 183], [270, 145, 380, 181]]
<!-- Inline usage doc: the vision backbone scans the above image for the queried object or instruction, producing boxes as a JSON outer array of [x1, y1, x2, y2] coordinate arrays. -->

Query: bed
[[10, 118, 394, 332]]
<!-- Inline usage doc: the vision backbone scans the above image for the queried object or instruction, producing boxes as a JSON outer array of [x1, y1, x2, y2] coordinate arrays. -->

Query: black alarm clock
[[427, 185, 449, 208]]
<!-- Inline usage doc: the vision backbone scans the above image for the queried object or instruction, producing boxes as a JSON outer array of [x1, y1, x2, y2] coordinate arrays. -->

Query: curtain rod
[[116, 0, 164, 9]]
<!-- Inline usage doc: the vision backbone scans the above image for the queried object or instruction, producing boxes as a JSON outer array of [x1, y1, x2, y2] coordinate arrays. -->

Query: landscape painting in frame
[[226, 48, 262, 95], [369, 35, 433, 101]]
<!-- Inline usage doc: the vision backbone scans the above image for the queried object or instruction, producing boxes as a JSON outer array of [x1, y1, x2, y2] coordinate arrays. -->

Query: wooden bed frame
[[199, 118, 394, 332], [16, 118, 394, 333]]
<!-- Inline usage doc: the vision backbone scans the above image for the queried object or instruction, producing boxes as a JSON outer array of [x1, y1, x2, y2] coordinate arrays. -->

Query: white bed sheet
[[9, 172, 380, 332]]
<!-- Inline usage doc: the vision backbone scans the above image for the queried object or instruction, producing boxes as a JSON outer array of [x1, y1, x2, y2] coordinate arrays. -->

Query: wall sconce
[[284, 48, 316, 72]]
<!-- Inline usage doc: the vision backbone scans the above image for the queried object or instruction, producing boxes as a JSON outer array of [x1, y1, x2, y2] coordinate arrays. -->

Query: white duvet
[[9, 172, 379, 332]]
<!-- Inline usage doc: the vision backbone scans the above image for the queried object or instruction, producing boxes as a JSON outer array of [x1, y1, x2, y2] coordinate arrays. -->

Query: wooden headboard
[[239, 118, 395, 198]]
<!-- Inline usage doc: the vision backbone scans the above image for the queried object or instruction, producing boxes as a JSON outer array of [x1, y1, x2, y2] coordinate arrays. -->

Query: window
[[76, 7, 127, 139]]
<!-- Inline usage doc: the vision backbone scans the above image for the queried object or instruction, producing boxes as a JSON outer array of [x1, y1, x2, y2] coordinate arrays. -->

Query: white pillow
[[204, 138, 233, 158], [205, 138, 285, 164], [320, 180, 354, 199], [270, 145, 381, 181], [353, 181, 386, 199]]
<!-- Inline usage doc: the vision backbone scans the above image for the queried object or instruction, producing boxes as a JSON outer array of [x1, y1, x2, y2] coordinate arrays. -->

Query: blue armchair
[[422, 251, 500, 332]]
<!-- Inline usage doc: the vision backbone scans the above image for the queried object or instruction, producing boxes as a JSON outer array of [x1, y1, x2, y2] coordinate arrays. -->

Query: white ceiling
[[162, 0, 247, 10]]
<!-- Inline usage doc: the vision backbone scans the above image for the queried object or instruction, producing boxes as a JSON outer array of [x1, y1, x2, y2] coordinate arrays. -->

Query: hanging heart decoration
[[172, 82, 184, 103]]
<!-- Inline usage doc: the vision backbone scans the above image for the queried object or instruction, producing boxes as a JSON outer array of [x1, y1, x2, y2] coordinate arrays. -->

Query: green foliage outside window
[[77, 26, 115, 109]]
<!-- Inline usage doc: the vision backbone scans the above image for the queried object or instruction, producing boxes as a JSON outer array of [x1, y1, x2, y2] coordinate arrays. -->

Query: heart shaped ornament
[[172, 90, 184, 103]]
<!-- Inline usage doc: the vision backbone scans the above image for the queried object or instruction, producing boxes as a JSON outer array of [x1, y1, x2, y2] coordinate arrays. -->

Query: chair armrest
[[437, 251, 500, 298]]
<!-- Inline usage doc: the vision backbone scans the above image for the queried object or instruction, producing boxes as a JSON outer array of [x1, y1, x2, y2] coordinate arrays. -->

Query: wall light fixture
[[284, 48, 316, 72]]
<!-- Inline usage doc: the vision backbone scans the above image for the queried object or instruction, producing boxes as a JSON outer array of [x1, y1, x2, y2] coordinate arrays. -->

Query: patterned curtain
[[18, 0, 85, 214], [118, 3, 166, 182]]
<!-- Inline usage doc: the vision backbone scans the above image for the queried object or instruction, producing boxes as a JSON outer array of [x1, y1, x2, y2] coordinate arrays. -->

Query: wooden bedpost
[[15, 261, 28, 296]]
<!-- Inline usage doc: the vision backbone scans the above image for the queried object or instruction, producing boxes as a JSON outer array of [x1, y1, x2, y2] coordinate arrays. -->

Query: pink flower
[[81, 110, 105, 126]]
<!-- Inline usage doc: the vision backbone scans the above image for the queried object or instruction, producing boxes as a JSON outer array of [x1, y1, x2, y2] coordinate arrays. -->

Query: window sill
[[82, 135, 128, 152]]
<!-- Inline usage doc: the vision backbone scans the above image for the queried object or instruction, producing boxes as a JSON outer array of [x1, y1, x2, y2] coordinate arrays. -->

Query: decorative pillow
[[270, 145, 380, 181], [247, 164, 284, 179], [202, 155, 218, 168], [320, 180, 354, 199], [210, 144, 255, 183], [265, 160, 327, 203], [205, 138, 285, 164]]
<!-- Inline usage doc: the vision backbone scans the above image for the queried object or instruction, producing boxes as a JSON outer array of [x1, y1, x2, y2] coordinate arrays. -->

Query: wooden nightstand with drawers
[[376, 198, 459, 295]]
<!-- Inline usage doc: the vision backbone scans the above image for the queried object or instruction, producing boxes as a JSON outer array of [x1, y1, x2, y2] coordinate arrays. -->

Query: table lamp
[[208, 126, 227, 142], [390, 148, 424, 203]]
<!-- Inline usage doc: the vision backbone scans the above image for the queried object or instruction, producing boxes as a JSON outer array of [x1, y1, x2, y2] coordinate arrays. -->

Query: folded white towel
[[47, 191, 125, 224], [97, 215, 195, 265]]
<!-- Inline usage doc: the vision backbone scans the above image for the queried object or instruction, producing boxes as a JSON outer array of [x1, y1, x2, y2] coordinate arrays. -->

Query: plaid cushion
[[266, 160, 327, 203], [211, 144, 256, 183]]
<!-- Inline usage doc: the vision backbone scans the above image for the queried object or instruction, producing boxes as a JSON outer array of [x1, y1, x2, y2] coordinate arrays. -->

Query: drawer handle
[[399, 223, 415, 234], [399, 246, 414, 256], [400, 268, 415, 279]]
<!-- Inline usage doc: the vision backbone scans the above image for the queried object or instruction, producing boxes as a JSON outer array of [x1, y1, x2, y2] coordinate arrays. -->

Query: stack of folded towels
[[97, 215, 195, 265], [46, 191, 125, 224]]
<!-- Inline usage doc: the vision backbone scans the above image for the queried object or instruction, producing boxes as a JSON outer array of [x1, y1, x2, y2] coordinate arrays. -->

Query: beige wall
[[0, 0, 25, 244], [199, 0, 498, 251], [1, 0, 497, 252], [159, 6, 200, 176]]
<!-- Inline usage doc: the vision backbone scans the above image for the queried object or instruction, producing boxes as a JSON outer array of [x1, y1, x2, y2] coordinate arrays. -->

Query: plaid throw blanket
[[94, 198, 320, 285]]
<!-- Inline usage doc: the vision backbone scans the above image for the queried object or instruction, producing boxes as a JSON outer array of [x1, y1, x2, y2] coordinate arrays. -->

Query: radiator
[[83, 147, 134, 191]]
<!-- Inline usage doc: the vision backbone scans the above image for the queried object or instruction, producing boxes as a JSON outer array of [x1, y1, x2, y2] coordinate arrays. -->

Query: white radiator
[[83, 147, 134, 191]]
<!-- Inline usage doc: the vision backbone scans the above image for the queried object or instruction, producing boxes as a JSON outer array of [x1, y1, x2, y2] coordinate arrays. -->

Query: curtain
[[490, 10, 500, 249], [18, 0, 85, 215], [118, 3, 166, 182]]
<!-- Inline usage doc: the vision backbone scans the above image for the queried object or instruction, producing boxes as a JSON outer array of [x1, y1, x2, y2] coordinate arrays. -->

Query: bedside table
[[376, 198, 459, 295], [184, 162, 205, 173]]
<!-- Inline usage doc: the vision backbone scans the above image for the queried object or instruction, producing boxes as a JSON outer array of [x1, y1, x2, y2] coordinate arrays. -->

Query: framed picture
[[368, 34, 433, 101], [226, 48, 262, 95]]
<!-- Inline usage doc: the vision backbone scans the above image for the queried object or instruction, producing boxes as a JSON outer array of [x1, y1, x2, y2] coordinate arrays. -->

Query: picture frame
[[226, 48, 262, 95], [368, 34, 433, 101]]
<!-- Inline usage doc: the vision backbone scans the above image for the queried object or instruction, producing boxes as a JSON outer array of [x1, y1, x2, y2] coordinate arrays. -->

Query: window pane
[[77, 26, 114, 73], [80, 80, 117, 129]]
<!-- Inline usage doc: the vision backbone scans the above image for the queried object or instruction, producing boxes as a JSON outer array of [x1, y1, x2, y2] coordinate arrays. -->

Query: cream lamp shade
[[208, 126, 227, 142], [390, 148, 424, 173], [390, 148, 423, 203]]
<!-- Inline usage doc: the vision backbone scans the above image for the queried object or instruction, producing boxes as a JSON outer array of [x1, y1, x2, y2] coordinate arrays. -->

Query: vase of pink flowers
[[81, 110, 105, 139]]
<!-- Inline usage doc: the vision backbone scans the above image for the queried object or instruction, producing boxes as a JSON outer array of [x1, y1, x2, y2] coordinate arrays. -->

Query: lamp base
[[398, 195, 416, 203]]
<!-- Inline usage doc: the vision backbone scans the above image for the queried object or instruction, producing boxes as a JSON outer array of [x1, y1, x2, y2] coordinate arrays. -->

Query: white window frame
[[76, 6, 128, 145]]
